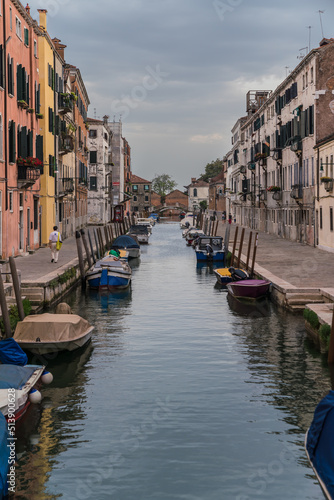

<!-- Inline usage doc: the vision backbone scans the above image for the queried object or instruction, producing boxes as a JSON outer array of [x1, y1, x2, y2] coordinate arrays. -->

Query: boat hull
[[195, 250, 225, 262], [86, 268, 131, 290], [226, 279, 270, 299], [15, 328, 94, 355]]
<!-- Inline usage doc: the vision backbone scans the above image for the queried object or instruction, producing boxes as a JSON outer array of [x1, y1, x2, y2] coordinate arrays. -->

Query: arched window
[[193, 188, 197, 197]]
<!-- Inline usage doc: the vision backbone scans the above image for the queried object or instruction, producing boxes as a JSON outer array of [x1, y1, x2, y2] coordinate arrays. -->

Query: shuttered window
[[8, 56, 14, 95], [48, 107, 54, 134], [8, 121, 15, 163], [90, 176, 97, 190], [89, 151, 97, 164], [24, 27, 29, 46]]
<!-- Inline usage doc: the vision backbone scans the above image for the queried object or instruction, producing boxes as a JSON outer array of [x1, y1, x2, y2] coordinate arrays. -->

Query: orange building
[[0, 1, 42, 257], [65, 65, 90, 230]]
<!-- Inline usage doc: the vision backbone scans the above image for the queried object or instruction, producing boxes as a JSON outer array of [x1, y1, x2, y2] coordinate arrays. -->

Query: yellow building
[[37, 9, 64, 244], [315, 135, 334, 252]]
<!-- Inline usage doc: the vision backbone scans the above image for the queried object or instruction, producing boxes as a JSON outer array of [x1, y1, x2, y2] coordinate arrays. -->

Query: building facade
[[130, 174, 151, 214], [225, 39, 334, 249], [87, 116, 112, 224], [186, 178, 209, 212]]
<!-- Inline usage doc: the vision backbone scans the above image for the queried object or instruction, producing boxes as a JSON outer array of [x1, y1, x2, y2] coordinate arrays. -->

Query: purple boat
[[226, 279, 271, 299]]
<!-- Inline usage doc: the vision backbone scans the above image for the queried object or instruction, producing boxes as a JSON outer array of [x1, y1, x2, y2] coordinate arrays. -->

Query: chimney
[[191, 177, 196, 184], [25, 3, 30, 15], [38, 9, 47, 30], [103, 115, 109, 125], [52, 38, 67, 60]]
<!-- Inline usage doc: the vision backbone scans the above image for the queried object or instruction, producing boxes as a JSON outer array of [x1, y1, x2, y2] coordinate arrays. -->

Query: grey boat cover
[[111, 235, 140, 249]]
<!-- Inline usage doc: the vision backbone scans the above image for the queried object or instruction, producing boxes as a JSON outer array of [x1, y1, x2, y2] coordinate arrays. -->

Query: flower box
[[27, 108, 34, 114], [320, 176, 333, 183], [267, 186, 281, 192], [17, 100, 28, 109], [36, 113, 44, 119]]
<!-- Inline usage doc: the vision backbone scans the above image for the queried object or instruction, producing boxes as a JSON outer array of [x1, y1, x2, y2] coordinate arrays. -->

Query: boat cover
[[0, 412, 9, 497], [0, 364, 37, 389], [14, 314, 92, 343], [112, 235, 140, 249], [94, 257, 127, 269], [306, 390, 334, 498], [0, 337, 28, 366]]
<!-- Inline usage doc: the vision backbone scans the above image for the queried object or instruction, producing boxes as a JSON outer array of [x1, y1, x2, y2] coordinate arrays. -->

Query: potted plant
[[17, 100, 28, 109], [320, 176, 333, 183], [267, 186, 281, 192], [36, 113, 43, 119], [27, 108, 34, 114]]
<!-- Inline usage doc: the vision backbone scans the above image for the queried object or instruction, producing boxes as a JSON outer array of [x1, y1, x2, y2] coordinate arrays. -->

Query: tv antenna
[[306, 26, 312, 52], [318, 10, 325, 39], [297, 47, 308, 60]]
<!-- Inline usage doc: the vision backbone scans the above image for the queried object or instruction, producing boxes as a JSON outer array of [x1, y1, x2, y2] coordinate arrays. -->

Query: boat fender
[[29, 388, 42, 404], [41, 370, 53, 385]]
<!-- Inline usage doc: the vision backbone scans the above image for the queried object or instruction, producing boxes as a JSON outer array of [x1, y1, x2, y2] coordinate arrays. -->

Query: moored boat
[[305, 390, 334, 500], [194, 236, 225, 262], [214, 267, 248, 285], [127, 224, 150, 244], [226, 279, 271, 299], [14, 313, 94, 355], [86, 255, 132, 291], [111, 235, 141, 259]]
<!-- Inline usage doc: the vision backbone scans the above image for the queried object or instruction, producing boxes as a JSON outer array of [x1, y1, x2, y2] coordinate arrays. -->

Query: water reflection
[[227, 293, 271, 317]]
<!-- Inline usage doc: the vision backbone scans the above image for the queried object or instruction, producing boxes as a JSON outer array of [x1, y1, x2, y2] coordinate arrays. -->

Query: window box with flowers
[[17, 100, 28, 109], [267, 186, 281, 200], [36, 113, 44, 119], [254, 152, 267, 161], [320, 176, 333, 183], [27, 108, 34, 114]]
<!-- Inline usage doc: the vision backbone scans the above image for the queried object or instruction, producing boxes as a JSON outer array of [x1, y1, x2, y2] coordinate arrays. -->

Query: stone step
[[285, 292, 323, 300], [21, 286, 44, 295], [287, 297, 324, 306]]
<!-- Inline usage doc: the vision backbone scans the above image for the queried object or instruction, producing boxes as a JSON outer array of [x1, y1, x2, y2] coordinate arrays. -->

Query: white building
[[226, 38, 334, 248], [87, 116, 113, 224], [186, 178, 209, 212]]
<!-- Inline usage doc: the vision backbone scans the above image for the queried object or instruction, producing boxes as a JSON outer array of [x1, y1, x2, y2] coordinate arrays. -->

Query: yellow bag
[[56, 232, 62, 251]]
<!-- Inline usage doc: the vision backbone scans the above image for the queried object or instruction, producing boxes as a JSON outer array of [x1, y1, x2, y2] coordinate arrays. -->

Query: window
[[34, 198, 38, 229], [331, 208, 333, 232], [16, 17, 22, 39], [132, 185, 138, 192], [145, 195, 148, 202], [24, 27, 29, 46], [7, 56, 14, 95], [89, 151, 97, 164], [134, 206, 138, 212], [310, 67, 314, 83], [89, 129, 97, 138], [8, 120, 15, 163], [34, 40, 37, 57], [193, 188, 197, 197], [9, 192, 13, 212], [320, 207, 323, 230], [144, 184, 149, 191], [9, 7, 12, 30], [48, 107, 54, 134], [133, 196, 137, 202], [90, 176, 97, 190]]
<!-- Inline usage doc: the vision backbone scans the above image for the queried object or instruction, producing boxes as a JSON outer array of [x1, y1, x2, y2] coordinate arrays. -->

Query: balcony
[[290, 184, 303, 200], [17, 164, 40, 188], [58, 94, 73, 115], [59, 135, 74, 155], [59, 177, 74, 195]]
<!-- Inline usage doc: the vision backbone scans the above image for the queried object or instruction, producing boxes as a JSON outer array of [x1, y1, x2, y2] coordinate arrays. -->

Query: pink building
[[0, 1, 42, 258]]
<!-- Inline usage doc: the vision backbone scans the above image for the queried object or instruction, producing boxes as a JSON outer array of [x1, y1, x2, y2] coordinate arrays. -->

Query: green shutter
[[17, 64, 22, 100], [36, 135, 43, 163], [24, 28, 29, 46]]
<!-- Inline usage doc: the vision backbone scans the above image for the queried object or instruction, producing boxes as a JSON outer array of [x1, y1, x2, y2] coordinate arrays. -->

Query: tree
[[199, 200, 207, 211], [152, 174, 177, 203], [200, 158, 224, 183]]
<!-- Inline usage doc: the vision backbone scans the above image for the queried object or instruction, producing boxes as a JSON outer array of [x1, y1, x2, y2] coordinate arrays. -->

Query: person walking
[[49, 226, 62, 263]]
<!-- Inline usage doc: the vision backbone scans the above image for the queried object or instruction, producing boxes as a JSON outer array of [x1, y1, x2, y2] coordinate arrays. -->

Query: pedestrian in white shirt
[[49, 226, 62, 263]]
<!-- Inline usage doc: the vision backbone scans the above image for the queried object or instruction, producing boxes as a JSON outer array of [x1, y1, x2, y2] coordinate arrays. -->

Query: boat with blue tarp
[[305, 390, 334, 499], [86, 255, 132, 291], [111, 235, 140, 259]]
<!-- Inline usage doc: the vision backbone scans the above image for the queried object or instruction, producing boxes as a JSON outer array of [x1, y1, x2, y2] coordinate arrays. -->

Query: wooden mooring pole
[[93, 229, 100, 260], [87, 229, 96, 264], [80, 229, 93, 269], [230, 226, 239, 268], [9, 257, 24, 321], [236, 228, 245, 269], [250, 232, 258, 278], [245, 231, 253, 272], [0, 267, 11, 338], [76, 231, 86, 284]]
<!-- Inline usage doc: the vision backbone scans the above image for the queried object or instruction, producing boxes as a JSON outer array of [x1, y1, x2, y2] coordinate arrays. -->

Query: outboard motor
[[229, 267, 249, 281], [206, 244, 214, 259]]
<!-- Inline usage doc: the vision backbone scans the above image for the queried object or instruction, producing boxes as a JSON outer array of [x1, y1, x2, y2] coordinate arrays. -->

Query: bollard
[[80, 229, 93, 269], [9, 257, 25, 321], [76, 231, 86, 284]]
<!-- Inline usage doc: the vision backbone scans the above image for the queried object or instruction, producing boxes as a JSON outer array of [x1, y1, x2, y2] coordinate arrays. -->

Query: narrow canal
[[16, 222, 331, 499]]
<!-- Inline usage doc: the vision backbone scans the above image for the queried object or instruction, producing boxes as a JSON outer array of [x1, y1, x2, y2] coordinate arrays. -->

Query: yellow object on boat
[[215, 268, 231, 278]]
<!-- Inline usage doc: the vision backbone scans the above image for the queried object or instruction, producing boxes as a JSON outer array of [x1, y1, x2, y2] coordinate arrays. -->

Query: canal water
[[15, 222, 331, 499]]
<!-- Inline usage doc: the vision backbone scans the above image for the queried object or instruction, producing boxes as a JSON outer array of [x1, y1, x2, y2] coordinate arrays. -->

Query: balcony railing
[[59, 177, 74, 195], [58, 94, 73, 114], [59, 135, 74, 155], [17, 164, 40, 188], [290, 184, 303, 200]]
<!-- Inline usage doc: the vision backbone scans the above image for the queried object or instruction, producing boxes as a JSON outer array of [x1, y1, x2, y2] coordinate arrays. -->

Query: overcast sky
[[30, 0, 334, 189]]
